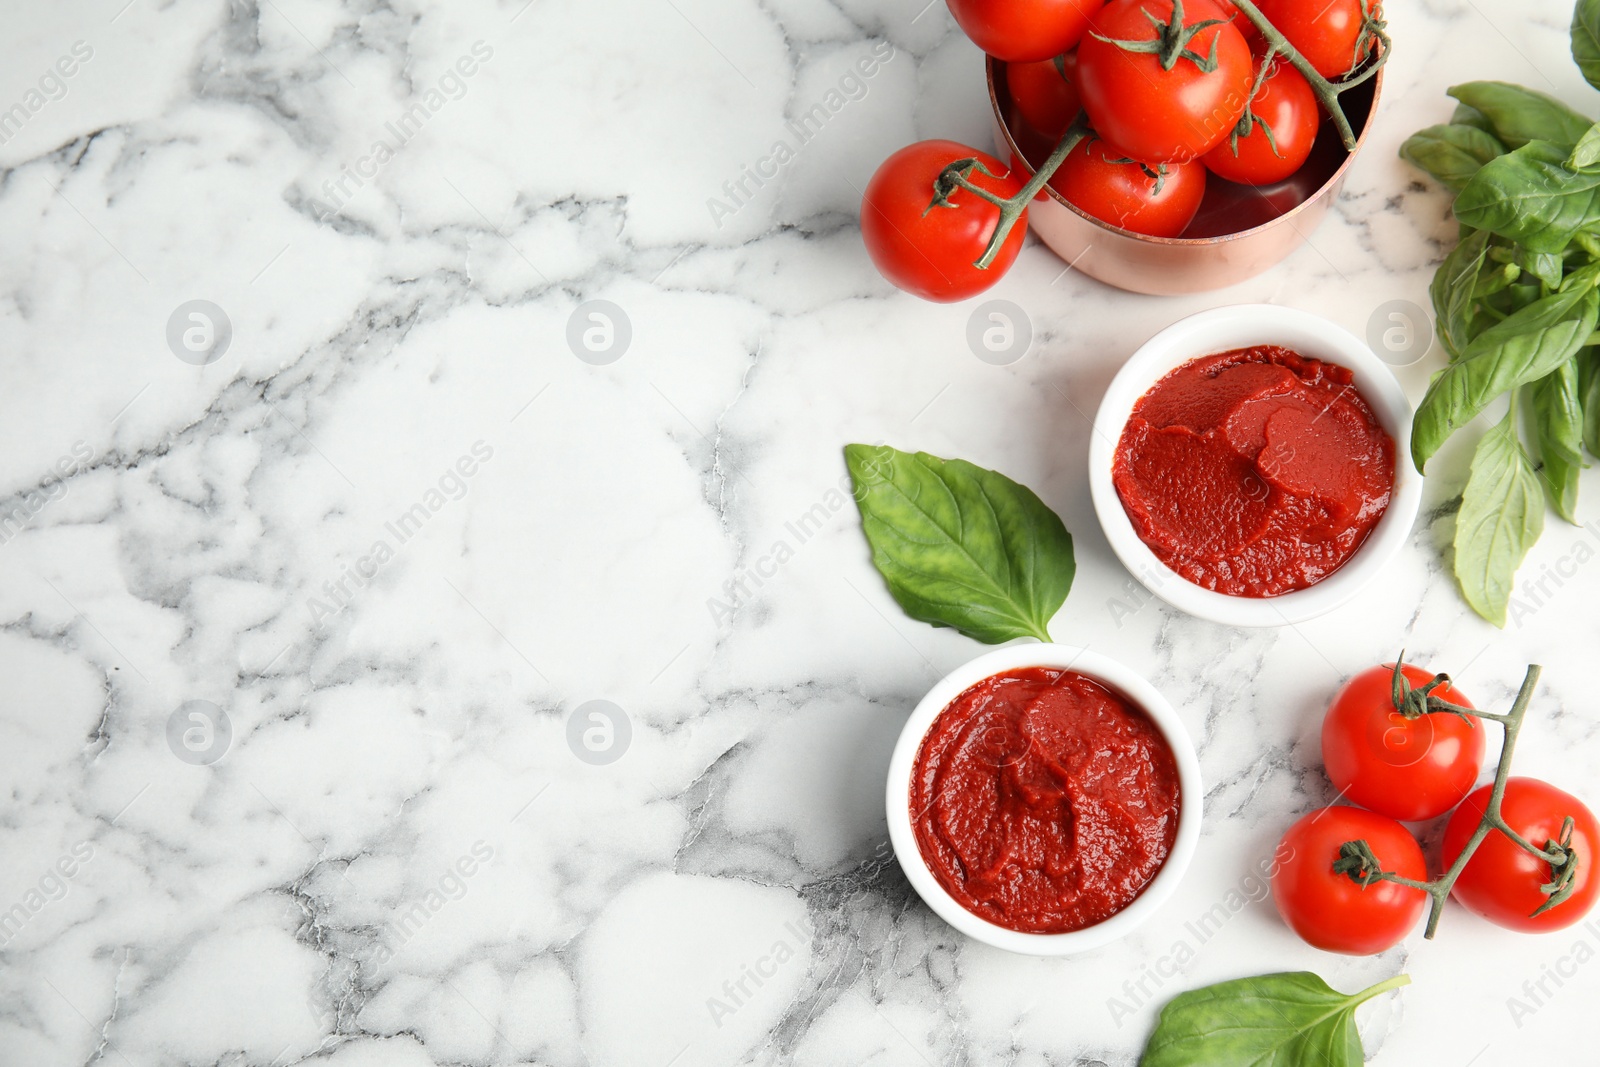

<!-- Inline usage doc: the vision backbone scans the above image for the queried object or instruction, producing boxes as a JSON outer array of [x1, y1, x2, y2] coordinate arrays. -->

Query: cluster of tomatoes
[[1271, 661, 1600, 956], [860, 0, 1380, 302]]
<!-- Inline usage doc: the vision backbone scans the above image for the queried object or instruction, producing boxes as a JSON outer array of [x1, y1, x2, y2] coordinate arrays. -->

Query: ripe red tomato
[[1049, 138, 1205, 237], [1006, 55, 1080, 138], [1272, 806, 1428, 955], [1254, 0, 1381, 79], [947, 0, 1104, 63], [1443, 778, 1600, 932], [1213, 0, 1263, 46], [860, 141, 1025, 303], [1201, 54, 1320, 185], [1320, 663, 1485, 823], [1076, 0, 1254, 163]]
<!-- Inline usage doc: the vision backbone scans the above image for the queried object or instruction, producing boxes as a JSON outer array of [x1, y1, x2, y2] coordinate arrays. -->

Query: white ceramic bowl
[[885, 644, 1202, 956], [1088, 304, 1422, 628]]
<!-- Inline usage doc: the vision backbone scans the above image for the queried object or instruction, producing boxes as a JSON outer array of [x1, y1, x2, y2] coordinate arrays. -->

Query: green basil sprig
[[1583, 349, 1600, 453], [1398, 123, 1505, 191], [1446, 81, 1590, 149], [1454, 410, 1547, 626], [1411, 278, 1599, 470], [1400, 15, 1600, 625], [844, 444, 1074, 644], [1575, 0, 1600, 90], [1139, 971, 1409, 1067], [1455, 141, 1600, 252], [1531, 359, 1588, 523]]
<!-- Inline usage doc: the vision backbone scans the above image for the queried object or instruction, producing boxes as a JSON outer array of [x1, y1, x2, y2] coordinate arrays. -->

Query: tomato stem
[[1338, 663, 1581, 938], [1227, 0, 1390, 152], [933, 115, 1092, 271], [1091, 0, 1228, 74], [1223, 49, 1285, 160]]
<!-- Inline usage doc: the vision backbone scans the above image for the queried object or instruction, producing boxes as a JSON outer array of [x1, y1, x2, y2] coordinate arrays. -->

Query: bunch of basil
[[1398, 0, 1600, 626]]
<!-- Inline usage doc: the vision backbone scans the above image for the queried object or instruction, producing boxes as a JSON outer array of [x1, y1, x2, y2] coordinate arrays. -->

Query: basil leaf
[[1431, 229, 1491, 360], [1530, 361, 1586, 523], [1447, 82, 1592, 149], [844, 444, 1074, 644], [1518, 247, 1566, 289], [1455, 141, 1600, 253], [1583, 349, 1600, 455], [1472, 260, 1520, 301], [1413, 283, 1600, 470], [1400, 123, 1506, 190], [1454, 411, 1545, 626], [1576, 0, 1600, 91], [1451, 101, 1496, 133], [1140, 972, 1409, 1067], [1572, 121, 1600, 168]]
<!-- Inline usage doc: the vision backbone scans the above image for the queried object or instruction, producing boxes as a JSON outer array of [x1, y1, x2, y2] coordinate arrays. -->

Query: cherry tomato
[[1320, 662, 1484, 823], [1213, 0, 1263, 46], [1049, 138, 1205, 237], [1442, 778, 1600, 932], [1006, 55, 1080, 138], [1201, 54, 1320, 184], [1077, 0, 1254, 163], [1254, 0, 1381, 79], [1272, 806, 1428, 955], [947, 0, 1103, 62], [860, 141, 1025, 303]]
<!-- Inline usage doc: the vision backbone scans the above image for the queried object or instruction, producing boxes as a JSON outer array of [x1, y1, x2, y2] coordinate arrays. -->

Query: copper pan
[[987, 57, 1383, 295]]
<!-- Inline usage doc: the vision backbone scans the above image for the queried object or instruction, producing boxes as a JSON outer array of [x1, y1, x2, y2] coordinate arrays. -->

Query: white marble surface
[[3, 1, 1600, 1064]]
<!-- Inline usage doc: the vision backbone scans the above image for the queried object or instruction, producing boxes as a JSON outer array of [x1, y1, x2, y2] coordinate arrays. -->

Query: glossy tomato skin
[[861, 141, 1025, 303], [1077, 0, 1254, 163], [1049, 138, 1205, 237], [1213, 0, 1263, 46], [1320, 663, 1485, 823], [948, 0, 1104, 62], [1254, 0, 1380, 79], [1443, 778, 1600, 932], [1272, 806, 1428, 955], [1201, 55, 1320, 185], [1006, 55, 1080, 138]]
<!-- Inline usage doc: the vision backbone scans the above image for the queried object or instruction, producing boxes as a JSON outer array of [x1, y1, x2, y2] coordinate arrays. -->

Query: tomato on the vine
[[1443, 778, 1600, 932], [860, 141, 1025, 302], [1212, 0, 1262, 47], [1006, 55, 1080, 138], [1272, 806, 1427, 955], [1254, 0, 1381, 79], [1320, 662, 1484, 823], [1049, 138, 1205, 237], [947, 0, 1104, 63], [1201, 54, 1321, 185], [1076, 0, 1254, 163]]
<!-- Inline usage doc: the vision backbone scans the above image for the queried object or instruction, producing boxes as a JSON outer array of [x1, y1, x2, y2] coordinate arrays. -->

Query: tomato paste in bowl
[[911, 667, 1180, 934], [1088, 305, 1423, 628], [1112, 345, 1395, 598], [886, 645, 1202, 955]]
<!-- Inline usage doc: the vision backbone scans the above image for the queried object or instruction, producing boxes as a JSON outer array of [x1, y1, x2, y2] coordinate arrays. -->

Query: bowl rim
[[985, 57, 1384, 246], [1087, 303, 1422, 627], [884, 643, 1203, 956]]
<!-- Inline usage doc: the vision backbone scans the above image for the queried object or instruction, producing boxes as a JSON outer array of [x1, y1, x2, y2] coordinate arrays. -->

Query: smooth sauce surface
[[911, 668, 1180, 934], [1112, 345, 1395, 597]]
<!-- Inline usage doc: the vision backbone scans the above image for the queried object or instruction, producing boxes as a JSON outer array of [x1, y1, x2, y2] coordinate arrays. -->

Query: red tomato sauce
[[1112, 345, 1395, 597], [910, 668, 1180, 934]]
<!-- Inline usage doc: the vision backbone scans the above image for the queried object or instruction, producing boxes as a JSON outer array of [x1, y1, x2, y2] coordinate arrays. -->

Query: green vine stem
[[1225, 44, 1285, 158], [1228, 0, 1389, 152], [931, 115, 1091, 270], [935, 0, 1390, 271], [1090, 0, 1228, 73], [1334, 662, 1584, 938]]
